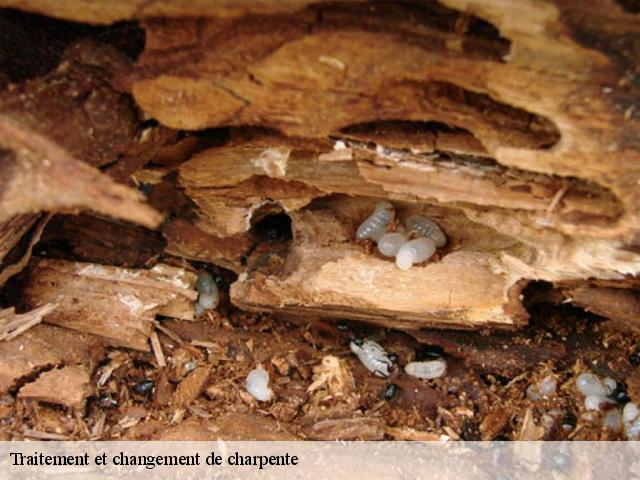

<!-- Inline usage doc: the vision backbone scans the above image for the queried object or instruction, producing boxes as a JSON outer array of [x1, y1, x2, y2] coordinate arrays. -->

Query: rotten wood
[[22, 258, 197, 351], [0, 323, 103, 394], [18, 365, 91, 409], [0, 213, 49, 286], [0, 303, 56, 341]]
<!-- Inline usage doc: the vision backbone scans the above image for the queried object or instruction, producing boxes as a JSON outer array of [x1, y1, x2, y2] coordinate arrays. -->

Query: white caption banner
[[1, 441, 639, 479]]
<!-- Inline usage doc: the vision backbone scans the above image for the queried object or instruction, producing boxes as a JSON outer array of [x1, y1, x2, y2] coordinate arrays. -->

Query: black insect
[[132, 379, 154, 396], [609, 381, 630, 404], [382, 383, 399, 400], [560, 413, 577, 431]]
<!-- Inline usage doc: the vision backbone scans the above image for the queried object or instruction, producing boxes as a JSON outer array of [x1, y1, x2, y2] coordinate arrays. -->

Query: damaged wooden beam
[[22, 258, 197, 351]]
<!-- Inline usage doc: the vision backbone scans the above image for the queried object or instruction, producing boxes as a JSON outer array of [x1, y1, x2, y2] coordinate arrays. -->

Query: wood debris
[[0, 324, 103, 394], [18, 365, 91, 409], [172, 365, 211, 408], [0, 303, 56, 341], [23, 258, 197, 351]]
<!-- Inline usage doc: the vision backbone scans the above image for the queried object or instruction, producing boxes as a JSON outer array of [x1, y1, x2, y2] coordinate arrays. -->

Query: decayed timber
[[0, 323, 103, 393], [0, 214, 48, 286], [22, 258, 197, 350], [0, 303, 56, 341], [18, 365, 91, 409], [0, 0, 638, 332], [0, 39, 161, 228]]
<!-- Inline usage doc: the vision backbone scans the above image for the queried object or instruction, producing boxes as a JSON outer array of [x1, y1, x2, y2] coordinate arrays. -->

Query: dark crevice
[[616, 0, 640, 13], [0, 8, 144, 83], [339, 81, 561, 150], [311, 0, 511, 61], [251, 212, 293, 245], [8, 363, 60, 396]]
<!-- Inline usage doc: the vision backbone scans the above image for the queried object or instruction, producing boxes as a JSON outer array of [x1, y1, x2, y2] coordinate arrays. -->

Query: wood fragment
[[171, 364, 211, 408], [150, 331, 166, 368], [0, 323, 103, 394], [23, 258, 197, 351], [479, 408, 511, 441], [18, 365, 91, 409], [384, 426, 440, 441], [0, 303, 56, 341], [0, 214, 49, 287]]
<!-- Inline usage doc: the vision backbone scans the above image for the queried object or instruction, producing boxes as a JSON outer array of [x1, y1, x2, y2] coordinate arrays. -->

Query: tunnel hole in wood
[[251, 211, 293, 245], [338, 80, 561, 152]]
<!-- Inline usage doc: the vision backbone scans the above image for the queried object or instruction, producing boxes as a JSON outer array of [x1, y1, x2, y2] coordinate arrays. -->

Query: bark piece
[[18, 365, 91, 408], [23, 258, 197, 351], [171, 365, 211, 408], [0, 323, 103, 393]]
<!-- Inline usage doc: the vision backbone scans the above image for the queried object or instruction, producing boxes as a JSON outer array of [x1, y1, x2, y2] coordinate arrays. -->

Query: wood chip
[[150, 331, 166, 368], [18, 365, 91, 409], [172, 364, 211, 408]]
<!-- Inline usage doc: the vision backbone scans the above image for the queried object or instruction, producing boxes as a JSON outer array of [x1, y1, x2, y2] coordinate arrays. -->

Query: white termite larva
[[356, 201, 395, 242], [350, 338, 394, 377], [196, 271, 220, 310], [405, 214, 447, 247], [395, 237, 436, 271], [404, 359, 447, 379], [245, 367, 274, 402], [377, 231, 407, 257]]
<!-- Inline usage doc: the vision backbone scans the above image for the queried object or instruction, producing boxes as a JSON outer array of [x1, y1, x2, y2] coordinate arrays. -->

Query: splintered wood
[[22, 258, 197, 351], [0, 303, 56, 341]]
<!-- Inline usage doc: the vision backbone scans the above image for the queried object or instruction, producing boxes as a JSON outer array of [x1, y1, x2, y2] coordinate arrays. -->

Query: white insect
[[575, 372, 607, 397], [405, 214, 447, 247], [196, 271, 219, 311], [395, 237, 436, 270], [623, 402, 640, 438], [377, 231, 407, 257], [404, 359, 447, 379], [356, 201, 395, 242], [245, 367, 274, 402], [350, 338, 394, 377]]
